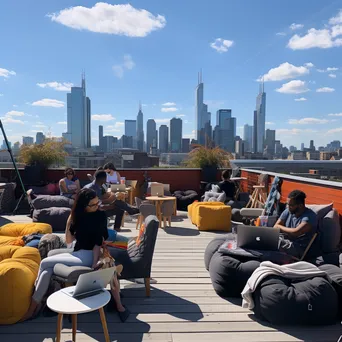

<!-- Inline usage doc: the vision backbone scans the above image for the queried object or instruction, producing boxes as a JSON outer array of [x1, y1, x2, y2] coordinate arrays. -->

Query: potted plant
[[19, 139, 67, 185], [183, 146, 233, 182]]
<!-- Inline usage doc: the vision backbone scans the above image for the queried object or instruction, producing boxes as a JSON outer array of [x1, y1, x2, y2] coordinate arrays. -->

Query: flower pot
[[201, 166, 218, 182]]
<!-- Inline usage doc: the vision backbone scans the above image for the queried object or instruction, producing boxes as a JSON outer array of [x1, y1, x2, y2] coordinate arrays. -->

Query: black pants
[[105, 200, 139, 229]]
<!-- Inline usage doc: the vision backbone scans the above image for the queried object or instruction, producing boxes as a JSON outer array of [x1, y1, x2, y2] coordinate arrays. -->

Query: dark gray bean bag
[[253, 274, 338, 325], [30, 195, 74, 210], [32, 207, 71, 232], [173, 190, 199, 211], [320, 264, 342, 317], [205, 235, 260, 298]]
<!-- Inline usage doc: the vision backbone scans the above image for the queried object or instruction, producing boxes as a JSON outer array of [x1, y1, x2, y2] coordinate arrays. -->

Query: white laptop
[[62, 267, 115, 299], [237, 225, 280, 251], [111, 184, 126, 192], [151, 183, 164, 197]]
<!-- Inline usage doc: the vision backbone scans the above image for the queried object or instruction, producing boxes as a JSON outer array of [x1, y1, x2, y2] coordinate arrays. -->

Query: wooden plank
[[121, 289, 220, 297], [135, 278, 212, 284], [122, 283, 214, 290], [149, 272, 210, 278]]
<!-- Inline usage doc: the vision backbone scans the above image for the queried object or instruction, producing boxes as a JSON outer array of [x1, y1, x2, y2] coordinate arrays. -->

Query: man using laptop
[[83, 170, 139, 231], [274, 190, 318, 259]]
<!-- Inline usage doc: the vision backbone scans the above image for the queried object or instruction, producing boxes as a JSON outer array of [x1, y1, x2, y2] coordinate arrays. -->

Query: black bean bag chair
[[32, 207, 71, 232], [205, 235, 260, 298], [319, 264, 342, 317], [30, 195, 74, 210], [173, 190, 199, 211], [253, 274, 339, 325]]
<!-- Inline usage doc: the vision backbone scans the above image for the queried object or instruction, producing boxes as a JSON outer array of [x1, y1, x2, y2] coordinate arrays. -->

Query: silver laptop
[[111, 184, 126, 192], [151, 184, 164, 197], [237, 225, 280, 251], [62, 267, 115, 299]]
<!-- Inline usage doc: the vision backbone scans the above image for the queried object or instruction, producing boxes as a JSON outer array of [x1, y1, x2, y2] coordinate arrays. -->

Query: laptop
[[151, 184, 164, 197], [237, 225, 280, 251], [111, 184, 126, 193], [62, 267, 115, 299]]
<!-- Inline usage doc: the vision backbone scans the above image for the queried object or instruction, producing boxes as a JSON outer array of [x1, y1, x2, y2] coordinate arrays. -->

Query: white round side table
[[47, 287, 111, 342]]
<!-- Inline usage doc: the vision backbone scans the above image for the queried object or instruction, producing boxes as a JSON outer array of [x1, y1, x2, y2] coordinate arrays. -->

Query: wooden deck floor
[[0, 213, 341, 342]]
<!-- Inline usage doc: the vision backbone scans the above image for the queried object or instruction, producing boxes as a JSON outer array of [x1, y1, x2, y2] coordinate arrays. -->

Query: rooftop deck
[[0, 213, 341, 342]]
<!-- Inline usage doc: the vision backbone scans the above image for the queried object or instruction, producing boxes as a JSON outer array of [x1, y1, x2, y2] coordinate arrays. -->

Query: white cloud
[[276, 128, 316, 135], [331, 25, 342, 38], [32, 124, 47, 128], [176, 114, 186, 117], [0, 117, 24, 124], [162, 102, 176, 106], [210, 38, 234, 53], [6, 110, 24, 117], [259, 62, 310, 82], [32, 98, 65, 107], [327, 67, 339, 71], [112, 54, 135, 78], [288, 117, 329, 125], [328, 113, 342, 117], [276, 80, 309, 94], [0, 68, 16, 78], [48, 3, 166, 37], [161, 107, 178, 112], [57, 121, 67, 125], [91, 114, 115, 121], [304, 62, 314, 68], [327, 127, 342, 134], [317, 69, 325, 73], [276, 32, 286, 36], [155, 118, 171, 124], [294, 97, 307, 101], [37, 82, 73, 91], [329, 10, 342, 25], [290, 23, 304, 30], [265, 122, 275, 125], [316, 87, 335, 93], [115, 121, 124, 127], [328, 73, 337, 78]]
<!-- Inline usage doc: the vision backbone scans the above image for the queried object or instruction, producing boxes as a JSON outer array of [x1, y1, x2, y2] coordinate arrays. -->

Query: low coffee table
[[47, 287, 111, 342]]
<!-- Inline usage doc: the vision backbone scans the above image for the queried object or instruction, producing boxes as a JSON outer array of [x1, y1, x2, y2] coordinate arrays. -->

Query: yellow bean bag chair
[[0, 223, 52, 247], [0, 246, 41, 324], [188, 202, 231, 231]]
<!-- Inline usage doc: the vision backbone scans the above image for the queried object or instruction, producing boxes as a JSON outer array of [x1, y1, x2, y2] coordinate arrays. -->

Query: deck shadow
[[0, 216, 14, 227], [164, 226, 200, 236]]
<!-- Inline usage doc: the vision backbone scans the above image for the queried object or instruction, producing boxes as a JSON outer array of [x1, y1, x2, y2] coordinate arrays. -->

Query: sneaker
[[118, 307, 130, 322]]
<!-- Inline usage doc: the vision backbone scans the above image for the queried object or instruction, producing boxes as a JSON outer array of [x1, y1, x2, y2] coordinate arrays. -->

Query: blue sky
[[0, 0, 342, 149]]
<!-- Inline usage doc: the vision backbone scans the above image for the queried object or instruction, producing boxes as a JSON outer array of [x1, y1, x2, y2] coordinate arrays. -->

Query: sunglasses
[[67, 173, 74, 176], [88, 201, 100, 208]]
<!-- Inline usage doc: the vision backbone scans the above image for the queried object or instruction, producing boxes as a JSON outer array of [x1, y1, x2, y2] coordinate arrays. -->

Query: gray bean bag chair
[[30, 195, 74, 210], [252, 273, 338, 325], [32, 207, 71, 232], [205, 235, 260, 298]]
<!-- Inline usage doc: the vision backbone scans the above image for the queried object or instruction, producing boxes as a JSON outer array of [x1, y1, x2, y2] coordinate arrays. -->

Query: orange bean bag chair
[[0, 246, 41, 324]]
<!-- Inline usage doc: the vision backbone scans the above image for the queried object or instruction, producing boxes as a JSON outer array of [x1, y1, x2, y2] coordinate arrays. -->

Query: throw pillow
[[211, 184, 221, 193], [136, 223, 145, 246], [306, 203, 333, 221]]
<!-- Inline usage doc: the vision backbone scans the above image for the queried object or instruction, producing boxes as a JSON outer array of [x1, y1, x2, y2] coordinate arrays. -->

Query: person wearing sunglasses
[[104, 162, 121, 184], [21, 188, 130, 322], [59, 167, 80, 199]]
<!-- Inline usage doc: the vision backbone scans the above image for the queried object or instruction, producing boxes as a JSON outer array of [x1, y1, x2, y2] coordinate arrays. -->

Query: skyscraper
[[36, 132, 45, 145], [136, 103, 144, 151], [255, 81, 266, 153], [214, 109, 236, 152], [216, 109, 232, 127], [195, 71, 211, 145], [243, 124, 253, 152], [170, 118, 182, 152], [66, 74, 91, 149], [125, 120, 136, 137], [23, 136, 34, 145], [99, 125, 104, 151], [146, 119, 157, 154], [159, 125, 169, 153], [182, 138, 190, 153], [264, 129, 276, 156], [253, 110, 258, 153]]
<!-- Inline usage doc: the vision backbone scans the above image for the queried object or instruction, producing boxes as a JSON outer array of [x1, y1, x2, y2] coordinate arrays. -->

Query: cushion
[[319, 208, 341, 253], [30, 195, 74, 210], [307, 203, 333, 220], [32, 207, 71, 232], [187, 202, 223, 225], [0, 246, 41, 324], [173, 190, 198, 211], [197, 204, 231, 231], [203, 191, 226, 203], [205, 236, 260, 297], [38, 234, 66, 259], [253, 274, 338, 325], [53, 263, 92, 283]]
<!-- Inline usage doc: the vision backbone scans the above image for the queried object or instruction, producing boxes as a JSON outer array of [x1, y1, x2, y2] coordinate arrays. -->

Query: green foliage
[[19, 139, 68, 168], [183, 146, 233, 168]]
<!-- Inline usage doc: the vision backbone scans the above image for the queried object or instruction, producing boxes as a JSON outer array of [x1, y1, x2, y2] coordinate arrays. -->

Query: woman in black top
[[22, 189, 129, 322]]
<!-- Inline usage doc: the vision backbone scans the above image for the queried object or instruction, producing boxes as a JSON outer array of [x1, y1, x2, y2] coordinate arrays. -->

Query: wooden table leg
[[56, 313, 63, 342], [99, 307, 110, 342], [156, 201, 162, 228], [72, 314, 77, 341]]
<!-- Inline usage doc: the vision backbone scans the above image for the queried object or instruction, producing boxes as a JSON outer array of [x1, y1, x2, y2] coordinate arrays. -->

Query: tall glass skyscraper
[[255, 82, 266, 153], [146, 119, 157, 154], [170, 118, 182, 152], [66, 74, 91, 149], [159, 124, 169, 153], [125, 120, 136, 137], [136, 103, 144, 151]]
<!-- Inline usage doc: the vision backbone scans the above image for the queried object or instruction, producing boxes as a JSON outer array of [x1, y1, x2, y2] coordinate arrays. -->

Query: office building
[[98, 125, 104, 151], [216, 109, 232, 128], [235, 136, 244, 156], [301, 143, 305, 151], [243, 124, 253, 152], [213, 109, 236, 152], [36, 132, 45, 145], [253, 110, 258, 153], [104, 136, 117, 153], [65, 74, 91, 149], [23, 136, 34, 145], [182, 138, 190, 153], [159, 125, 169, 153], [309, 140, 315, 151], [264, 129, 276, 156], [136, 103, 144, 151], [170, 118, 182, 152], [255, 82, 266, 153], [122, 135, 133, 148], [195, 71, 211, 145], [146, 119, 157, 154], [125, 120, 136, 138]]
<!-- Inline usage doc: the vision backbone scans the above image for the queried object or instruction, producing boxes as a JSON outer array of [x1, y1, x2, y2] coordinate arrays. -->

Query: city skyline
[[0, 1, 342, 149]]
